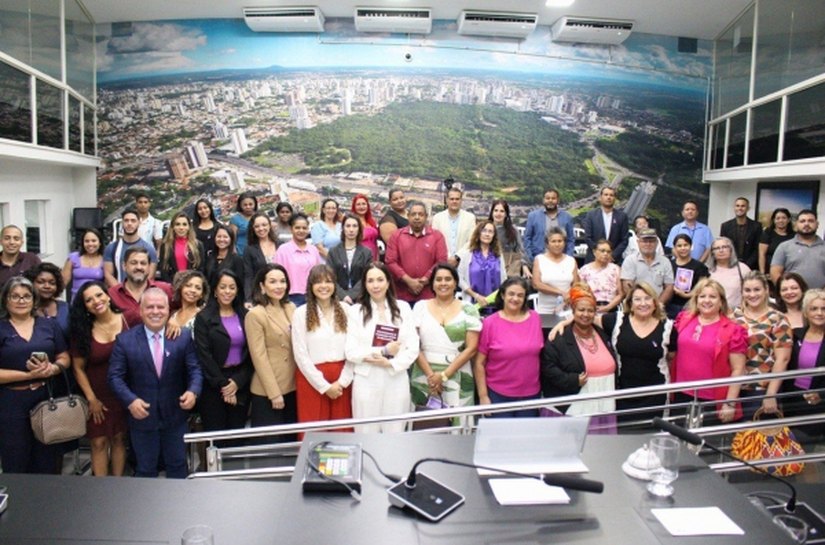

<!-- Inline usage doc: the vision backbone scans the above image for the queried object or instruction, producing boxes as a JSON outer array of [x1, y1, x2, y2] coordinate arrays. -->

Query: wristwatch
[[440, 371, 449, 383]]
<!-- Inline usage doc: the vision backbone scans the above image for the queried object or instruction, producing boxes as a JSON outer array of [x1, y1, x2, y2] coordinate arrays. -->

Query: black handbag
[[30, 370, 89, 445]]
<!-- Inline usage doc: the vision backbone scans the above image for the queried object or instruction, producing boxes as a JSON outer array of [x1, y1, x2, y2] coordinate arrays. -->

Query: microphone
[[651, 417, 797, 512], [403, 457, 604, 493]]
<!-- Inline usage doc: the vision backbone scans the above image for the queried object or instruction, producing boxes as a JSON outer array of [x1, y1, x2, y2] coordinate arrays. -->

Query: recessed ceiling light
[[546, 0, 575, 7]]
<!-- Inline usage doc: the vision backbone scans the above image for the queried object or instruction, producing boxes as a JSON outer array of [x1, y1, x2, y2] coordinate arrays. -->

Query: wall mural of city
[[97, 18, 712, 231]]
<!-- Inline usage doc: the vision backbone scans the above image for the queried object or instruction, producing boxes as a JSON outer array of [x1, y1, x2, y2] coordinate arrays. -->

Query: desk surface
[[0, 433, 799, 545]]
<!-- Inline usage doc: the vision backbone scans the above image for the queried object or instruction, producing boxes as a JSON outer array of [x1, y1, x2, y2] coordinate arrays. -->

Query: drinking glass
[[181, 525, 214, 545], [646, 436, 680, 497], [774, 514, 809, 544]]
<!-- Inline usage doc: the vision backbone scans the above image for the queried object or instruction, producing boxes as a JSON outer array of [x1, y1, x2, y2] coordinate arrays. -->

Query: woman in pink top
[[671, 278, 748, 425], [474, 276, 543, 418], [541, 284, 618, 432]]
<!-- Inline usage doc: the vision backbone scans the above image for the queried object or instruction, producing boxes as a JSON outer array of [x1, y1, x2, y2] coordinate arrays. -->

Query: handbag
[[413, 394, 452, 430], [30, 370, 89, 445], [730, 408, 805, 477]]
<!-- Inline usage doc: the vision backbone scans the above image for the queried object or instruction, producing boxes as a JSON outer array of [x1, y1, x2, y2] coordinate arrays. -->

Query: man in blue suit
[[108, 287, 202, 478], [523, 189, 575, 263], [582, 186, 630, 264]]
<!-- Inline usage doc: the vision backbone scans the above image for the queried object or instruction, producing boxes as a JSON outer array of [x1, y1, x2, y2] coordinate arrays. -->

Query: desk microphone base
[[388, 473, 465, 522]]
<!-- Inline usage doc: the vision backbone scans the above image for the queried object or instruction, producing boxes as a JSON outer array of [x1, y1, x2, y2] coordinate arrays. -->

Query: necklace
[[574, 329, 598, 354]]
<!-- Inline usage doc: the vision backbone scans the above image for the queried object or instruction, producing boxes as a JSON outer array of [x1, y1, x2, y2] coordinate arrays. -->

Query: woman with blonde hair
[[732, 271, 792, 419], [671, 277, 748, 425], [158, 211, 205, 282]]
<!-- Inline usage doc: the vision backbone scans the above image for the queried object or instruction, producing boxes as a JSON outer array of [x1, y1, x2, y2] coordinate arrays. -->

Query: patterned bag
[[730, 409, 805, 477], [30, 372, 89, 445]]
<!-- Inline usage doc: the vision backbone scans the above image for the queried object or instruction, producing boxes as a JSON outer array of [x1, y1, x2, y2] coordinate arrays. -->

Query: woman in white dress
[[532, 226, 579, 315], [345, 262, 419, 433]]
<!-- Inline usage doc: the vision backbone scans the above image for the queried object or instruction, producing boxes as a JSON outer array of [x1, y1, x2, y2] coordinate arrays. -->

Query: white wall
[[0, 147, 98, 266], [707, 159, 825, 235]]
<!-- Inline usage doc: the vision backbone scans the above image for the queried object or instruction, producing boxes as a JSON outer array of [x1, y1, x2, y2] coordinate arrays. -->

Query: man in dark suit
[[108, 287, 202, 478], [719, 197, 761, 270], [582, 186, 629, 264]]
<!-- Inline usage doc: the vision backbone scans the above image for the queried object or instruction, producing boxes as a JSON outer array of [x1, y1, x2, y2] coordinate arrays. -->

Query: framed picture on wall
[[755, 180, 820, 228]]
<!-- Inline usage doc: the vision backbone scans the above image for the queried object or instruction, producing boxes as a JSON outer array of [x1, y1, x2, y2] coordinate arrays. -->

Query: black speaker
[[678, 37, 698, 54]]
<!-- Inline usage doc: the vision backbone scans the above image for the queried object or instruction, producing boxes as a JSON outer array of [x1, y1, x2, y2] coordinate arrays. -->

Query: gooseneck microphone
[[652, 417, 797, 512], [403, 457, 604, 493]]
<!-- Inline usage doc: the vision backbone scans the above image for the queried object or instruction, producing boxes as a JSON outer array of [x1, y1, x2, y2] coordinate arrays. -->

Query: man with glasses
[[770, 209, 825, 289], [665, 200, 714, 262], [621, 228, 674, 304], [0, 225, 40, 289]]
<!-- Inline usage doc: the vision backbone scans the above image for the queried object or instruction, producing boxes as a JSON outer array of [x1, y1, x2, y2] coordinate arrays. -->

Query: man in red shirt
[[108, 247, 174, 327], [385, 201, 448, 303]]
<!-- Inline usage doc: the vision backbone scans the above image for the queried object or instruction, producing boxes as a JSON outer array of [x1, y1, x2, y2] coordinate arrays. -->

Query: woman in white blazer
[[345, 262, 419, 433]]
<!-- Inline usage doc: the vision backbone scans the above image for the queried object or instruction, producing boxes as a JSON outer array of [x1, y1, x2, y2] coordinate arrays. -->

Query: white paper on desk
[[651, 507, 744, 536], [489, 478, 570, 505]]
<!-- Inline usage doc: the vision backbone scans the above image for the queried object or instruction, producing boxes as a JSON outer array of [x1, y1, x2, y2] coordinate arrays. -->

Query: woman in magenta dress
[[70, 280, 128, 476], [351, 194, 379, 260]]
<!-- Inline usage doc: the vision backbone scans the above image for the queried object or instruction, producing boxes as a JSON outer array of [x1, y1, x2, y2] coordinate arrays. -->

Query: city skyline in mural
[[96, 19, 712, 233]]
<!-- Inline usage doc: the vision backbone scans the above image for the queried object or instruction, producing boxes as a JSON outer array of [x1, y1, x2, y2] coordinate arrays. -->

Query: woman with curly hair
[[292, 265, 353, 429], [457, 220, 506, 314], [70, 281, 128, 476]]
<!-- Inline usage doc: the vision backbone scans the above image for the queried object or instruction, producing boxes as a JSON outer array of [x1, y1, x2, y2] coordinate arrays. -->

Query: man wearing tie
[[108, 287, 202, 478], [582, 186, 630, 264]]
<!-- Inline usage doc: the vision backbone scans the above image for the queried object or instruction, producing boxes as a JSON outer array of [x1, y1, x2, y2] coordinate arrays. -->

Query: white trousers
[[351, 369, 411, 433]]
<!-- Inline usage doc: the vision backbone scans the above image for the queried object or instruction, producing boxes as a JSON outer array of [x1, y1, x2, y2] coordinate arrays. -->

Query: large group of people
[[1, 187, 824, 479]]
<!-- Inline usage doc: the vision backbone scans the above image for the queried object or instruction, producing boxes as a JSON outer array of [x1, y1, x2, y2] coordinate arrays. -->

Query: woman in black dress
[[204, 224, 244, 294], [193, 198, 221, 259], [667, 233, 708, 319], [758, 207, 794, 275]]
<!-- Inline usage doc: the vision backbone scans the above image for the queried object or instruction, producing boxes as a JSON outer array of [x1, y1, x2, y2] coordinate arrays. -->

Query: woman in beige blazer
[[244, 263, 297, 442]]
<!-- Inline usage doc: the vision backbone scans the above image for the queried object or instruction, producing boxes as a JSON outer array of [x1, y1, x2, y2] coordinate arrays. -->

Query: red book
[[372, 324, 399, 347]]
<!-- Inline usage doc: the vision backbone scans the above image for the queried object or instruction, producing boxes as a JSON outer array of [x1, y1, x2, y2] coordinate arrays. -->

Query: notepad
[[488, 478, 570, 505], [651, 507, 744, 536]]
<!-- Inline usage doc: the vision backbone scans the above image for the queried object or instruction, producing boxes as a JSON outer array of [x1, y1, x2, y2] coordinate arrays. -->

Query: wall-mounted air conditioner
[[550, 17, 633, 45], [457, 11, 538, 39], [354, 7, 432, 34], [243, 6, 325, 33]]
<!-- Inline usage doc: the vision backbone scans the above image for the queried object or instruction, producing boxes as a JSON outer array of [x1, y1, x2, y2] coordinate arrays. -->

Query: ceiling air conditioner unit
[[243, 6, 325, 33], [550, 16, 633, 45], [354, 7, 432, 34], [457, 11, 538, 39]]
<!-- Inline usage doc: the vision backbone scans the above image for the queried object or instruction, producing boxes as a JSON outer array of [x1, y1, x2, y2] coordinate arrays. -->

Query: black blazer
[[193, 303, 252, 399], [582, 207, 629, 263], [540, 325, 617, 412], [158, 240, 205, 282], [719, 217, 762, 270], [327, 244, 373, 301], [242, 245, 275, 302], [785, 326, 825, 393], [204, 253, 245, 296]]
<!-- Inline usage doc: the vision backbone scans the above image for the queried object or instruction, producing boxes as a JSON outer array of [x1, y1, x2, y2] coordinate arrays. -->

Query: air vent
[[457, 10, 538, 39], [354, 7, 432, 34], [243, 7, 325, 33], [550, 16, 633, 45]]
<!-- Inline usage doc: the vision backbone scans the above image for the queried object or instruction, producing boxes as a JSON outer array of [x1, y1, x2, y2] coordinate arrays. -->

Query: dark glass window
[[784, 83, 825, 161], [36, 81, 64, 149], [748, 100, 781, 164], [726, 113, 747, 168], [0, 61, 33, 143]]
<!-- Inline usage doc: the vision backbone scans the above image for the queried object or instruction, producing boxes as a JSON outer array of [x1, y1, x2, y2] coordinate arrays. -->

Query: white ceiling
[[79, 0, 753, 41]]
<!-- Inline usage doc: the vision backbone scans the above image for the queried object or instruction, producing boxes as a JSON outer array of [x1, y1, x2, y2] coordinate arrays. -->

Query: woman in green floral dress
[[411, 263, 481, 427]]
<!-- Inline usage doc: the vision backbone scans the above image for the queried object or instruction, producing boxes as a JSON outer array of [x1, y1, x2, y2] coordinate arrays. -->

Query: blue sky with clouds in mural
[[98, 18, 711, 89]]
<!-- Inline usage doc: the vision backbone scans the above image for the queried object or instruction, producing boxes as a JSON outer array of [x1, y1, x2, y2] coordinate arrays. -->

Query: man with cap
[[620, 227, 674, 304]]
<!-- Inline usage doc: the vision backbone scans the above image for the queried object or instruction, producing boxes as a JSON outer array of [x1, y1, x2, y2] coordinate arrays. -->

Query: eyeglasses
[[7, 294, 33, 303], [711, 245, 731, 251]]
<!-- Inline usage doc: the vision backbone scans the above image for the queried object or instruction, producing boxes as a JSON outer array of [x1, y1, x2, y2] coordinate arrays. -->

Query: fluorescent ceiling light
[[546, 0, 575, 7]]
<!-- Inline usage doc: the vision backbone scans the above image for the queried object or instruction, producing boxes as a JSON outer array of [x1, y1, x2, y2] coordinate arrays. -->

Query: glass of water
[[647, 436, 680, 497], [774, 514, 809, 543]]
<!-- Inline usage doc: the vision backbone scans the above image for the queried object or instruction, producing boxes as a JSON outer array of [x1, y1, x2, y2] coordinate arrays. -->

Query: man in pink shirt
[[385, 201, 448, 303]]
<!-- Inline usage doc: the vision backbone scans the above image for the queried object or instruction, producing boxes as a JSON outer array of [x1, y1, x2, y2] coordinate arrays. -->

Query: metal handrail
[[184, 367, 825, 445]]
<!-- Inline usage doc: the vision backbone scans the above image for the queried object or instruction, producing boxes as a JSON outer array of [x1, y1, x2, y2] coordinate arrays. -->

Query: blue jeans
[[487, 388, 540, 418]]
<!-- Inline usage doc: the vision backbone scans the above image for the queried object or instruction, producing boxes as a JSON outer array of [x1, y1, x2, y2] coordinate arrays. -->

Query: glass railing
[[184, 367, 825, 478]]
